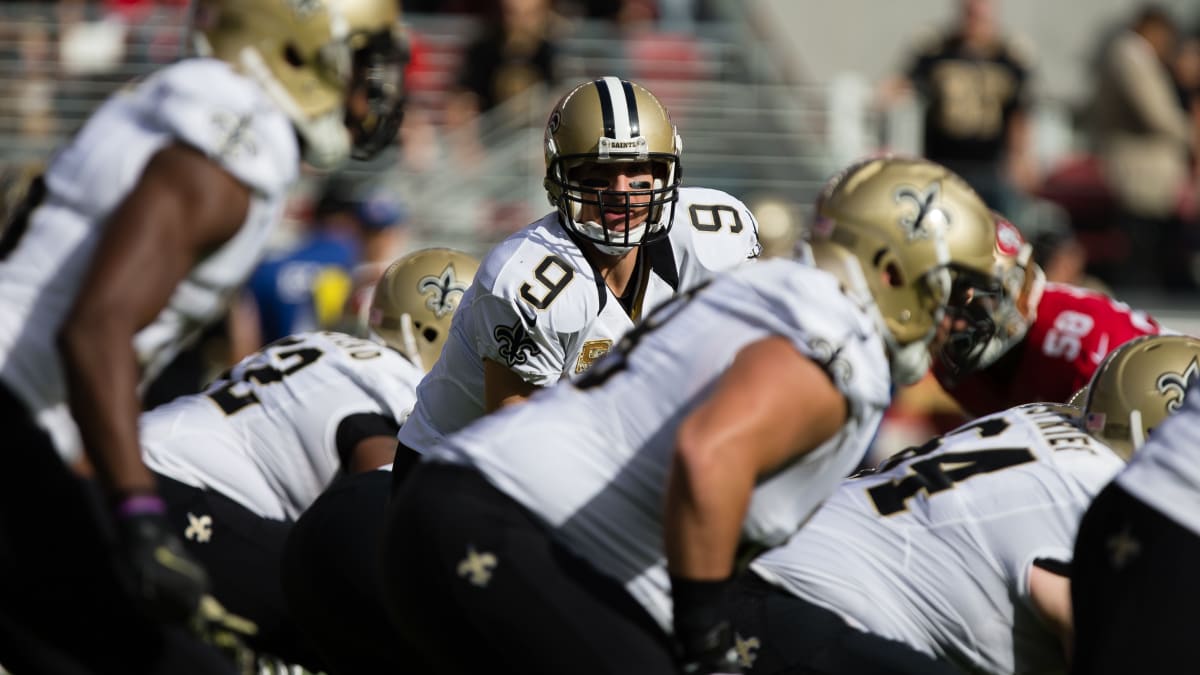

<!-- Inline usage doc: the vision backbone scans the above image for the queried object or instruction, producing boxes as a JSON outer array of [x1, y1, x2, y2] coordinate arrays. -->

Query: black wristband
[[670, 574, 733, 641]]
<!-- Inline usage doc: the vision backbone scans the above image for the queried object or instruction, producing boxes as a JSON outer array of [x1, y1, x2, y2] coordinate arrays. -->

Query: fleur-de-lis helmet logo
[[1156, 357, 1200, 413], [418, 264, 469, 318], [894, 182, 951, 241]]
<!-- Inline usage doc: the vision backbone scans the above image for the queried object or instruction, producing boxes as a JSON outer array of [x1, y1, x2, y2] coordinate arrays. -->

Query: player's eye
[[629, 180, 652, 190], [579, 178, 609, 189]]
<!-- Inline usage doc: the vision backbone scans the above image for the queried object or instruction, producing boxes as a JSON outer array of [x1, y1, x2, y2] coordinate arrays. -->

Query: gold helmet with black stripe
[[543, 77, 682, 256]]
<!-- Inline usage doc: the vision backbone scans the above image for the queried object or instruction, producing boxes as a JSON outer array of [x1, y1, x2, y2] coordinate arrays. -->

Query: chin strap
[[1129, 409, 1146, 451], [399, 313, 425, 372], [890, 339, 933, 386]]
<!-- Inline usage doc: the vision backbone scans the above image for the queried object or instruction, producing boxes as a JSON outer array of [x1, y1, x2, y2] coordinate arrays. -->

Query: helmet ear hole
[[284, 44, 305, 68], [883, 260, 904, 289], [423, 327, 438, 343]]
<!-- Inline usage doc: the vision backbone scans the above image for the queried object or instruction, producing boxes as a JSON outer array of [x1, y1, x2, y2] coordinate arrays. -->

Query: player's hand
[[676, 620, 743, 675], [114, 496, 209, 623], [194, 594, 258, 671]]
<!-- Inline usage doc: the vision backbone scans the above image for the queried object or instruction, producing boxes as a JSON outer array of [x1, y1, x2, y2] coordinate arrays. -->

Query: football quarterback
[[394, 76, 761, 469], [0, 0, 403, 671], [379, 156, 994, 675], [1072, 334, 1200, 674]]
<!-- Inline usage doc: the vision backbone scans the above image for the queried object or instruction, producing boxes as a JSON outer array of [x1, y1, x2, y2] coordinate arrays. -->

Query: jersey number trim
[[867, 448, 1036, 516], [208, 337, 323, 415], [688, 203, 744, 233], [519, 255, 575, 310]]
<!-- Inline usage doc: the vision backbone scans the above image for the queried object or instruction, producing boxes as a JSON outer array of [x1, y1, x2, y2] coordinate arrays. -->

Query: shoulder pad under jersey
[[136, 59, 299, 197], [669, 187, 762, 272]]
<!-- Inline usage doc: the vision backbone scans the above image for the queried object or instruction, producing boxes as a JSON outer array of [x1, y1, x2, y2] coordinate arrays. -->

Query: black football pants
[[0, 382, 235, 674], [727, 572, 961, 675], [1072, 482, 1200, 675], [281, 469, 402, 675], [381, 461, 679, 675]]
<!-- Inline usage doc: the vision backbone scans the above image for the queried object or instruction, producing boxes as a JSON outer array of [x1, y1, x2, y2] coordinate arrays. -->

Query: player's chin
[[603, 213, 650, 232]]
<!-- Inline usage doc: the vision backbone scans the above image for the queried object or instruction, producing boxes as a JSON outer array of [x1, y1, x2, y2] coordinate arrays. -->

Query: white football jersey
[[1117, 383, 1200, 537], [399, 186, 761, 454], [0, 58, 298, 460], [141, 331, 422, 521], [430, 258, 891, 632], [750, 404, 1126, 675]]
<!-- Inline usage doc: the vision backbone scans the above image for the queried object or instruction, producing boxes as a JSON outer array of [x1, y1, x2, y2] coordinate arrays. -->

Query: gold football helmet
[[809, 156, 996, 385], [544, 77, 682, 255], [369, 248, 480, 372], [937, 211, 1046, 377], [195, 0, 404, 168], [1083, 334, 1200, 460]]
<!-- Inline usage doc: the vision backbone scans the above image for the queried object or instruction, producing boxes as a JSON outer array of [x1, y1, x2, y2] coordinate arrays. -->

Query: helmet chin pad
[[299, 110, 352, 169], [891, 339, 934, 386], [574, 218, 647, 255]]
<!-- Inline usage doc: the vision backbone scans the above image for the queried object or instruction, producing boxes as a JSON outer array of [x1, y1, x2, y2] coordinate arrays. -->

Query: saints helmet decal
[[1084, 334, 1200, 460], [369, 248, 480, 371]]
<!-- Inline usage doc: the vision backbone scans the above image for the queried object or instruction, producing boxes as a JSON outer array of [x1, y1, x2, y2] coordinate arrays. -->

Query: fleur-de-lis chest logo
[[457, 547, 498, 587], [211, 111, 257, 160], [894, 183, 950, 241], [493, 318, 541, 367], [1156, 357, 1200, 413], [418, 264, 469, 318]]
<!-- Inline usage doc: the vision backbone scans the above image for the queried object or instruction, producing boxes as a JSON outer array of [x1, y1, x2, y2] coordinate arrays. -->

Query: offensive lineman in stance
[[735, 335, 1200, 674], [137, 249, 475, 667]]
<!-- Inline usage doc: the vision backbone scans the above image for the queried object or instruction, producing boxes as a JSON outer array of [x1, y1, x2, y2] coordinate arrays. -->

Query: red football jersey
[[938, 283, 1160, 416]]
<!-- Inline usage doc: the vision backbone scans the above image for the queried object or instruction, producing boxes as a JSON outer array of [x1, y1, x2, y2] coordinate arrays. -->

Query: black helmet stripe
[[594, 78, 616, 139], [621, 79, 639, 137], [595, 76, 640, 140]]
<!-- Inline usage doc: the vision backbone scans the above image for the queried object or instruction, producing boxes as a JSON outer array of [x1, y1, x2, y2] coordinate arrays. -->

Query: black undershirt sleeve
[[1032, 557, 1071, 578], [335, 412, 400, 469]]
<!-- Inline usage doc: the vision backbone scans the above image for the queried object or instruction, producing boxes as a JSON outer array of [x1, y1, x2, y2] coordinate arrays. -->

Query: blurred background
[[0, 0, 1197, 417]]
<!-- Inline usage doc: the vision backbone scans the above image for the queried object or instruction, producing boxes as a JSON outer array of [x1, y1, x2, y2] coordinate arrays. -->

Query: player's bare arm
[[60, 142, 250, 497], [1029, 561, 1073, 663], [664, 335, 848, 580], [350, 435, 402, 473], [483, 357, 539, 412]]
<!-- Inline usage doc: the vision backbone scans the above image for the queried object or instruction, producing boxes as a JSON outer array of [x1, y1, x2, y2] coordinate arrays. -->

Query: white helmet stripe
[[598, 76, 634, 140]]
